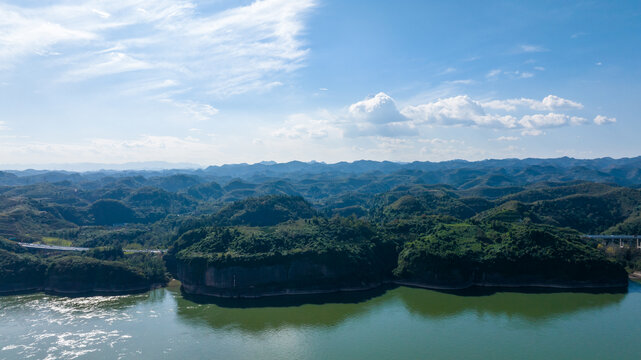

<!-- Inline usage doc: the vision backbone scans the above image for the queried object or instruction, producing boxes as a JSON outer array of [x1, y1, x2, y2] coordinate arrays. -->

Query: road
[[18, 242, 165, 254]]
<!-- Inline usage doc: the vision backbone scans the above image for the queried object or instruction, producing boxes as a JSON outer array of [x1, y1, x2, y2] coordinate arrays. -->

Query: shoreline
[[179, 277, 629, 299], [0, 283, 166, 297], [0, 277, 632, 298]]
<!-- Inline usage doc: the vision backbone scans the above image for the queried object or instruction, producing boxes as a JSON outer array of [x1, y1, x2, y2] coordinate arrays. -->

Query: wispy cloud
[[486, 69, 536, 80], [159, 99, 219, 122], [0, 135, 222, 165], [0, 0, 317, 118], [518, 44, 548, 53], [483, 95, 584, 112], [486, 69, 502, 78], [494, 136, 519, 141], [271, 113, 341, 140]]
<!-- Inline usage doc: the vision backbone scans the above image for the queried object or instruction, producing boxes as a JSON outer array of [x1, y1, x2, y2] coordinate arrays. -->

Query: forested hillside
[[1, 157, 640, 296]]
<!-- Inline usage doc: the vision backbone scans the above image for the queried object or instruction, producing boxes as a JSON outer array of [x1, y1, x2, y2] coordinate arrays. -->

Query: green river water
[[1, 281, 640, 359]]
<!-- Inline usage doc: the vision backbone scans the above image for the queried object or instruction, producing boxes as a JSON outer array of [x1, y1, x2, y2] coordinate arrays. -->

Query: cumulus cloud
[[344, 93, 416, 137], [402, 95, 482, 126], [594, 115, 616, 125], [519, 113, 570, 129], [401, 95, 517, 128], [269, 92, 613, 146], [348, 92, 408, 124]]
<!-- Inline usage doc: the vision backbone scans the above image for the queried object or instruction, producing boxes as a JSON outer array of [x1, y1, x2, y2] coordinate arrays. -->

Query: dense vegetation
[[395, 222, 625, 285], [0, 238, 167, 294], [2, 157, 641, 295]]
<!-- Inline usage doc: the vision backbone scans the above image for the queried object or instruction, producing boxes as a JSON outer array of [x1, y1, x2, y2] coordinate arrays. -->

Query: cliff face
[[177, 257, 382, 297], [177, 258, 629, 298], [0, 273, 155, 295], [398, 267, 630, 290], [0, 250, 161, 296], [0, 281, 43, 294]]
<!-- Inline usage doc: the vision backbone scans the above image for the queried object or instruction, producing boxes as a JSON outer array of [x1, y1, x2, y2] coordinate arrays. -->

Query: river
[[1, 282, 640, 359]]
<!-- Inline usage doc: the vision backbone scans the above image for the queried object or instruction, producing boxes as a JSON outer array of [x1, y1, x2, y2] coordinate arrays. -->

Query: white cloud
[[486, 69, 502, 78], [259, 91, 613, 158], [343, 93, 417, 137], [446, 79, 474, 85], [402, 95, 482, 127], [271, 113, 340, 139], [521, 129, 544, 136], [519, 44, 547, 53], [594, 115, 616, 125], [336, 93, 606, 139], [485, 69, 535, 80], [0, 135, 222, 165], [540, 95, 584, 110], [348, 92, 408, 124], [570, 116, 588, 125], [165, 100, 219, 122], [64, 52, 153, 80], [402, 95, 517, 128], [495, 136, 519, 141], [344, 121, 418, 138], [0, 0, 316, 97], [482, 95, 584, 112], [519, 113, 569, 129]]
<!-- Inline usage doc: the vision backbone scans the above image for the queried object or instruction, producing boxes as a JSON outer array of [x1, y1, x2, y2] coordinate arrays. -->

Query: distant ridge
[[0, 161, 201, 172], [0, 156, 640, 185]]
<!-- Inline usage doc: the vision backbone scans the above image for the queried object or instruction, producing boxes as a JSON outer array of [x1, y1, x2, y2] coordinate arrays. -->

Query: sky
[[0, 0, 640, 168]]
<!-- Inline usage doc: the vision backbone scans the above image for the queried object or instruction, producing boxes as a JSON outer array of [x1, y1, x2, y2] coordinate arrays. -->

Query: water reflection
[[397, 286, 626, 322], [172, 283, 629, 332], [173, 286, 394, 332]]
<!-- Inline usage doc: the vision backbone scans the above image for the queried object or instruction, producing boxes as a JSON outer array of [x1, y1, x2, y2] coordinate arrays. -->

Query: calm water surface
[[1, 282, 640, 359]]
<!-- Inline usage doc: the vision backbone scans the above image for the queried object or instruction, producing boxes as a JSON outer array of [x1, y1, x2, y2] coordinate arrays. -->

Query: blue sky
[[0, 0, 639, 168]]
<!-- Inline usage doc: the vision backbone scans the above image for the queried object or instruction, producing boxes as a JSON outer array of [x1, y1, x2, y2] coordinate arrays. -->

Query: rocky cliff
[[177, 255, 383, 298]]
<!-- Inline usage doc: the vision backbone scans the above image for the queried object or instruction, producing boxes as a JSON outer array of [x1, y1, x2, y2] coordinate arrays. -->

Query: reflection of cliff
[[172, 286, 395, 333], [397, 285, 627, 322], [172, 284, 631, 333]]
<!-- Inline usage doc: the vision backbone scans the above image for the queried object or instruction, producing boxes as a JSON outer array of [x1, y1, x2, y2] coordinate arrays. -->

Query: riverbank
[[178, 276, 629, 299], [0, 282, 165, 296], [1, 275, 630, 299]]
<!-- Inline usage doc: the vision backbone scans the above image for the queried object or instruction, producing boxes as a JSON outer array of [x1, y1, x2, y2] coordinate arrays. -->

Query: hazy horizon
[[1, 0, 639, 165], [2, 154, 641, 172]]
